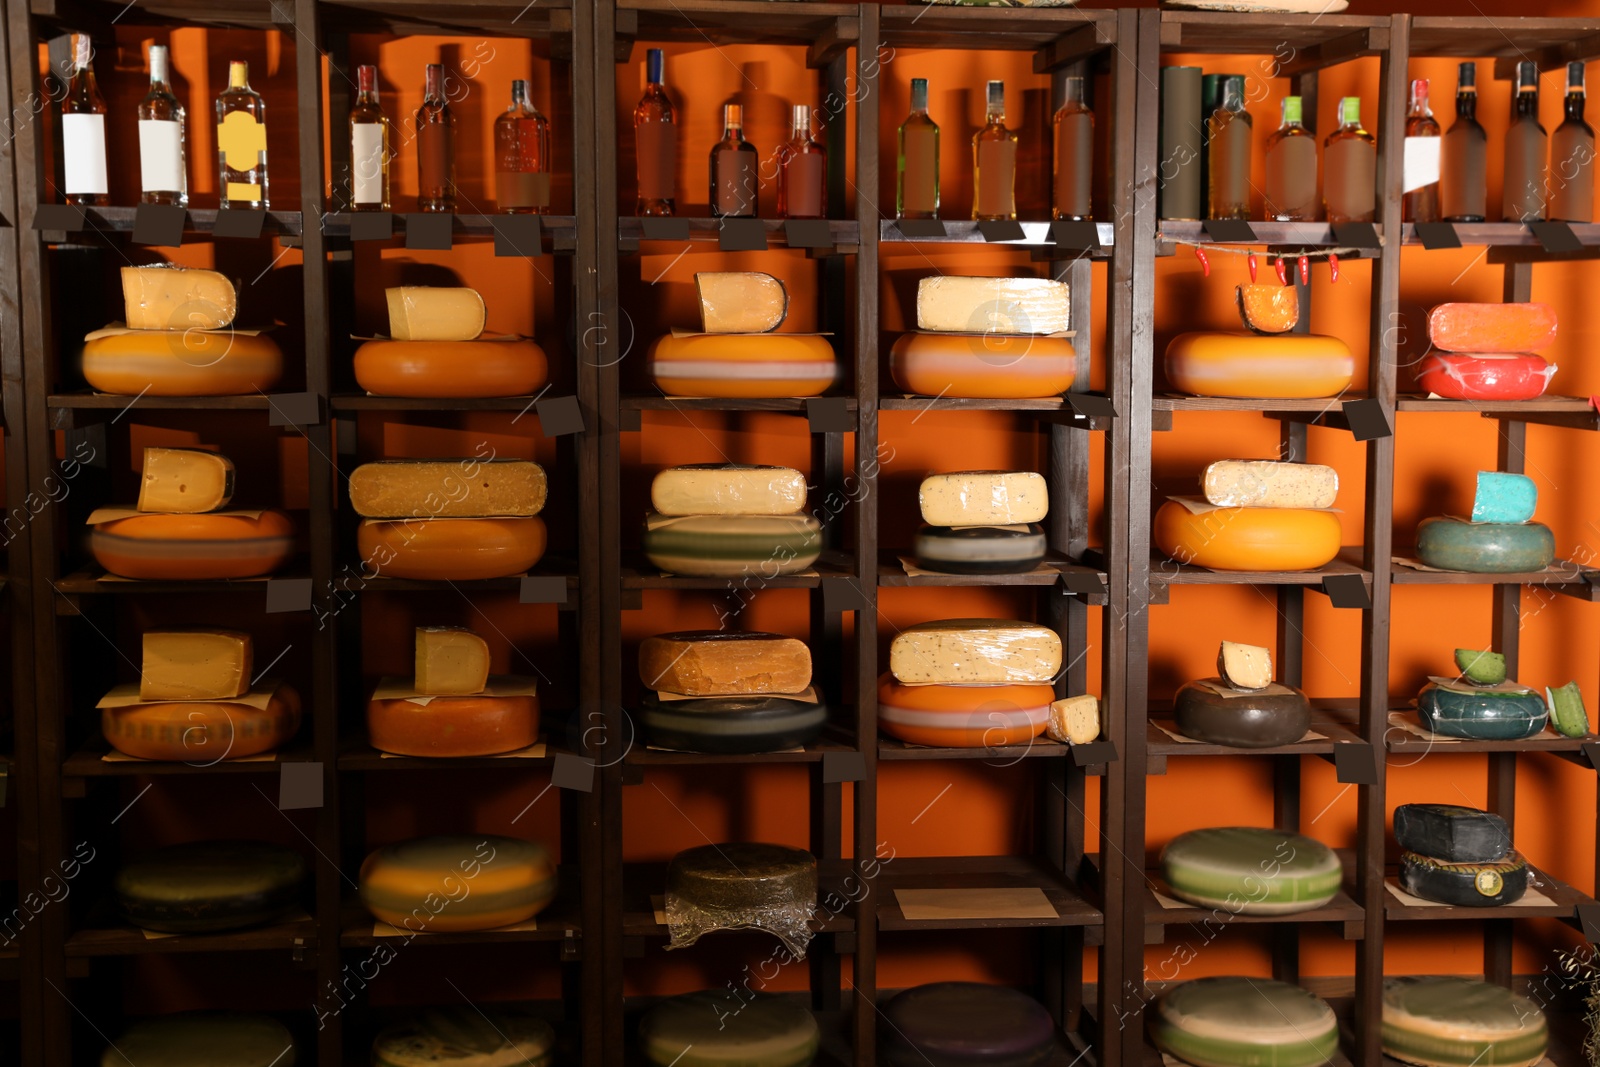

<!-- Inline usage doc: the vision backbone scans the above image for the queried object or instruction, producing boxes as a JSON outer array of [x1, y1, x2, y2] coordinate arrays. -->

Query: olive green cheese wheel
[[1416, 683, 1548, 741], [1160, 827, 1341, 915], [102, 1012, 296, 1066], [1171, 679, 1311, 748], [1151, 977, 1339, 1067], [1414, 517, 1555, 573], [1382, 976, 1547, 1067], [1399, 850, 1529, 907], [642, 514, 822, 577], [372, 1006, 556, 1067], [640, 991, 819, 1067], [115, 841, 306, 934]]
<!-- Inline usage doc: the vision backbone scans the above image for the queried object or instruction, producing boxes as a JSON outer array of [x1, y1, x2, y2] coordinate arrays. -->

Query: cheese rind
[[1471, 471, 1537, 524], [694, 272, 789, 333], [104, 687, 301, 761], [1154, 501, 1342, 572], [1416, 682, 1548, 740], [641, 992, 819, 1067], [913, 524, 1047, 575], [878, 674, 1053, 748], [137, 448, 236, 513], [414, 627, 490, 695], [140, 629, 253, 700], [890, 332, 1077, 399], [367, 691, 539, 758], [1172, 680, 1311, 748], [1393, 804, 1510, 863], [385, 287, 486, 341], [121, 266, 238, 330], [888, 619, 1061, 686], [1416, 352, 1555, 401], [359, 835, 556, 932], [1382, 977, 1547, 1067], [349, 460, 547, 518], [1400, 849, 1529, 906], [373, 1009, 554, 1067], [916, 276, 1070, 335], [1548, 681, 1590, 738], [1414, 517, 1555, 573], [648, 332, 837, 398], [1201, 461, 1338, 509], [354, 337, 549, 399], [359, 516, 548, 581], [919, 471, 1048, 526], [81, 329, 283, 396], [639, 631, 812, 695], [90, 510, 295, 580], [1152, 978, 1339, 1067], [650, 465, 808, 517], [642, 513, 822, 577], [1047, 695, 1100, 745], [640, 692, 828, 755], [1217, 641, 1272, 690], [105, 1013, 298, 1067], [1454, 648, 1506, 686], [1164, 331, 1354, 399], [1161, 827, 1341, 914], [115, 840, 306, 933], [1427, 301, 1557, 353], [880, 984, 1056, 1067]]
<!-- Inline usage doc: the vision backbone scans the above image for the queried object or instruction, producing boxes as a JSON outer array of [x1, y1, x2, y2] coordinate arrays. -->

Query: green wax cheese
[[1415, 517, 1555, 573], [1416, 683, 1547, 741], [114, 840, 305, 934], [1160, 827, 1341, 915], [640, 991, 819, 1067], [1454, 648, 1507, 686], [101, 1012, 295, 1066], [1382, 976, 1547, 1067], [372, 1007, 556, 1067], [1151, 977, 1339, 1067], [1547, 681, 1590, 738]]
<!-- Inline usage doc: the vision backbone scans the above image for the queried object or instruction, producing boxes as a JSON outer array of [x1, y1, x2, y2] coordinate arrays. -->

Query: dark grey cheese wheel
[[1399, 850, 1529, 907], [640, 991, 819, 1067], [115, 840, 306, 934], [639, 692, 827, 754], [101, 1011, 296, 1066], [1393, 804, 1510, 863], [880, 983, 1056, 1067], [913, 524, 1047, 574], [1171, 679, 1312, 748]]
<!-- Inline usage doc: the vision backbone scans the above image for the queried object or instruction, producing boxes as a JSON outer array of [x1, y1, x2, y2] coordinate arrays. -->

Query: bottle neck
[[1220, 86, 1244, 114], [1456, 87, 1477, 120], [510, 80, 533, 112], [1566, 89, 1586, 122], [1061, 77, 1086, 109], [909, 80, 928, 114], [1280, 98, 1304, 129], [356, 65, 378, 105], [985, 83, 1005, 125], [722, 107, 744, 140], [790, 106, 811, 142], [424, 65, 445, 105], [1516, 87, 1539, 119], [1409, 80, 1432, 117]]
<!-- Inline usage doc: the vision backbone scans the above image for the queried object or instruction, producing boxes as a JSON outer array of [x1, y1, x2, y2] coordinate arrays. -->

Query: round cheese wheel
[[879, 983, 1056, 1067], [1154, 501, 1341, 572], [639, 693, 828, 754], [1415, 517, 1555, 573], [913, 523, 1047, 574], [372, 1007, 555, 1067], [82, 329, 284, 396], [103, 685, 302, 761], [1164, 331, 1354, 398], [354, 338, 549, 398], [359, 516, 547, 580], [649, 333, 837, 398], [889, 332, 1076, 399], [115, 840, 306, 934], [103, 1012, 297, 1066], [1415, 352, 1555, 401], [359, 835, 556, 933], [367, 693, 540, 757], [1416, 682, 1548, 741], [1171, 679, 1311, 748], [642, 513, 821, 577], [641, 991, 820, 1067], [1152, 977, 1338, 1067], [1160, 827, 1341, 915], [665, 843, 816, 952], [878, 674, 1052, 748], [1382, 976, 1547, 1067], [1400, 850, 1529, 907], [90, 510, 295, 580]]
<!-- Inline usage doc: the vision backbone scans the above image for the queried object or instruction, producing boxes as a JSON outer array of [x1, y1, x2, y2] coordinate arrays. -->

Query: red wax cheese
[[353, 338, 549, 398], [367, 693, 540, 757], [1427, 303, 1557, 353], [90, 511, 295, 580], [103, 686, 302, 761], [1415, 352, 1556, 401], [877, 674, 1052, 748]]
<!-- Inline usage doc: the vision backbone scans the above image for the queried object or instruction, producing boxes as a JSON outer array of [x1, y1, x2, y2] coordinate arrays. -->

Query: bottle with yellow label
[[216, 60, 268, 208]]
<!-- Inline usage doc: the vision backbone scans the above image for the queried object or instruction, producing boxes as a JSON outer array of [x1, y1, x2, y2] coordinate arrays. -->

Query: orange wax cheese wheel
[[1154, 500, 1341, 572], [82, 329, 283, 396], [1163, 332, 1353, 398], [358, 516, 547, 580], [103, 684, 301, 761], [140, 629, 252, 700], [359, 835, 556, 932], [1428, 302, 1557, 353], [648, 332, 837, 398], [121, 265, 237, 330], [878, 674, 1052, 748], [367, 692, 540, 757], [889, 332, 1076, 399], [90, 510, 294, 580], [352, 338, 548, 398]]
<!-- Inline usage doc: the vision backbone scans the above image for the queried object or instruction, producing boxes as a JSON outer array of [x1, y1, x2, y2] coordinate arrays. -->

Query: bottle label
[[976, 139, 1017, 218], [901, 129, 937, 215], [62, 113, 108, 195], [785, 153, 825, 218], [1403, 136, 1441, 193], [497, 170, 550, 210], [714, 151, 757, 216], [137, 118, 183, 193], [352, 122, 385, 205], [637, 120, 677, 201], [217, 110, 266, 169]]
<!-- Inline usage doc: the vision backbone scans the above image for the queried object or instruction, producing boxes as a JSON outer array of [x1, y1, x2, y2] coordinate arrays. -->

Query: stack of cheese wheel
[[359, 834, 557, 933], [89, 446, 294, 579], [355, 286, 548, 398], [649, 272, 836, 398], [1416, 302, 1558, 401], [1382, 976, 1547, 1067], [1172, 640, 1312, 748], [1150, 977, 1339, 1067], [102, 629, 301, 761], [879, 983, 1057, 1067], [1394, 803, 1529, 907], [115, 840, 306, 933], [913, 470, 1049, 574], [1154, 459, 1341, 572], [637, 631, 826, 753], [83, 265, 283, 396], [352, 459, 548, 580], [367, 627, 540, 757], [643, 464, 821, 576], [102, 1012, 298, 1067], [1416, 470, 1556, 574], [890, 276, 1075, 399], [1164, 284, 1353, 398], [640, 991, 819, 1067], [1160, 826, 1341, 914], [372, 1006, 557, 1067], [664, 842, 817, 955], [1416, 647, 1548, 741]]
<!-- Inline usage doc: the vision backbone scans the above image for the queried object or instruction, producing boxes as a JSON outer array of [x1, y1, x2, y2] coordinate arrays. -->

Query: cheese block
[[122, 265, 238, 330], [1393, 804, 1510, 863], [695, 272, 789, 334], [1217, 641, 1272, 690], [1382, 976, 1546, 1067], [349, 460, 548, 519], [1414, 517, 1555, 573], [137, 447, 236, 513], [639, 631, 811, 696], [415, 628, 491, 695], [665, 843, 816, 953], [140, 629, 252, 699], [919, 471, 1048, 526], [1164, 332, 1354, 398], [889, 332, 1076, 399], [105, 686, 300, 762], [82, 329, 283, 396], [651, 465, 808, 517], [639, 692, 828, 754], [386, 287, 486, 342], [1416, 682, 1547, 740], [879, 674, 1053, 748], [372, 1008, 555, 1067], [915, 276, 1070, 335], [648, 332, 837, 398], [359, 516, 547, 581], [879, 983, 1056, 1067], [1548, 681, 1590, 738], [642, 513, 822, 577], [1046, 694, 1100, 745], [889, 620, 1062, 686], [1151, 977, 1339, 1067], [1415, 352, 1555, 401], [913, 524, 1047, 574], [1154, 501, 1341, 572], [1471, 471, 1537, 524], [367, 690, 539, 758], [1427, 302, 1557, 353], [1455, 649, 1507, 686], [641, 992, 819, 1067], [1172, 680, 1311, 748], [1161, 827, 1341, 914], [353, 338, 549, 399], [1201, 461, 1338, 509], [104, 1012, 296, 1067], [359, 835, 556, 932], [115, 840, 306, 933], [90, 510, 294, 580], [1236, 283, 1301, 334]]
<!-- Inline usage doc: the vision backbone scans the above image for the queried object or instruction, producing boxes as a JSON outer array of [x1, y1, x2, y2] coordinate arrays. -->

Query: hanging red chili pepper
[[1297, 255, 1310, 286], [1247, 252, 1258, 282], [1194, 245, 1211, 277], [1274, 257, 1289, 286], [1328, 253, 1340, 284]]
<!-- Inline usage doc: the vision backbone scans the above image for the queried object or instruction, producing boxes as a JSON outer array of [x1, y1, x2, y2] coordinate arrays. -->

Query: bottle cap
[[646, 47, 664, 84], [725, 103, 743, 126], [229, 60, 249, 86], [1411, 77, 1430, 103], [792, 104, 811, 132], [1569, 61, 1586, 88], [1338, 95, 1361, 125], [512, 78, 528, 99], [148, 44, 169, 83], [1282, 96, 1302, 124], [1222, 75, 1246, 103], [357, 63, 378, 95], [71, 33, 92, 71], [986, 80, 1005, 112], [1457, 61, 1476, 88], [910, 77, 928, 111], [1518, 61, 1538, 89]]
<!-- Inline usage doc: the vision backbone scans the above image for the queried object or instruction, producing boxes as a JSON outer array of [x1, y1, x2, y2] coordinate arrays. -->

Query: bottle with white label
[[60, 33, 108, 206], [349, 64, 390, 211], [137, 44, 186, 207]]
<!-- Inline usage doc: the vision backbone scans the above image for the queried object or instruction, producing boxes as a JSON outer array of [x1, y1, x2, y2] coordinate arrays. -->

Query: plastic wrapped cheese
[[916, 276, 1070, 335], [650, 464, 808, 517], [918, 471, 1048, 526], [888, 619, 1061, 685], [1201, 461, 1337, 509], [640, 631, 812, 695], [1415, 352, 1555, 401], [665, 843, 816, 956], [371, 1008, 555, 1067]]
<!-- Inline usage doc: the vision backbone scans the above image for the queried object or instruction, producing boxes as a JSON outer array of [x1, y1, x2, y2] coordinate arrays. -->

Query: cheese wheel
[[104, 686, 301, 761], [349, 460, 547, 518], [1152, 978, 1338, 1067], [919, 471, 1048, 527], [889, 332, 1076, 399], [1393, 804, 1510, 863], [639, 631, 811, 695], [353, 338, 549, 398], [641, 992, 819, 1067], [103, 1012, 296, 1067], [1160, 827, 1341, 915], [358, 516, 547, 580], [639, 692, 828, 754], [359, 835, 556, 933], [367, 693, 540, 757], [1171, 679, 1311, 748], [115, 840, 306, 933], [878, 674, 1052, 748], [90, 510, 294, 580], [1381, 977, 1546, 1067], [1154, 501, 1341, 572], [1415, 352, 1555, 401], [879, 983, 1056, 1067], [372, 1008, 555, 1067], [642, 513, 821, 577], [81, 329, 283, 396], [1414, 517, 1555, 573], [1164, 331, 1354, 398], [648, 333, 836, 398], [1416, 682, 1548, 741], [913, 524, 1047, 574], [122, 266, 238, 331], [889, 620, 1061, 686], [651, 464, 808, 517], [1427, 302, 1557, 353], [1399, 850, 1529, 907], [664, 843, 816, 952]]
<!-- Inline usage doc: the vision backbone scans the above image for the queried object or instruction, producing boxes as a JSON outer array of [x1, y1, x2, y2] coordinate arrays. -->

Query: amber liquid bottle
[[1549, 61, 1594, 223], [972, 80, 1017, 221], [634, 48, 676, 216], [495, 80, 551, 214], [1324, 96, 1376, 225], [349, 64, 390, 211], [709, 103, 757, 217], [60, 34, 107, 206], [1052, 75, 1093, 220], [897, 78, 939, 219], [416, 63, 455, 213], [216, 61, 268, 208], [1440, 62, 1487, 222], [776, 104, 826, 219], [1503, 61, 1547, 222], [1403, 79, 1441, 223], [1264, 96, 1317, 221], [1206, 75, 1250, 220], [138, 44, 186, 206]]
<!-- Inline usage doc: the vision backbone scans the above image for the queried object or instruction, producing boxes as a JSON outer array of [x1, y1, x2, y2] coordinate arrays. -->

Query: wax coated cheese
[[639, 692, 827, 755], [878, 674, 1053, 748], [640, 631, 811, 695], [360, 516, 547, 581], [888, 620, 1061, 686], [695, 272, 789, 333], [889, 332, 1076, 399], [1164, 331, 1354, 398], [1201, 461, 1338, 509], [138, 448, 235, 513], [1172, 680, 1311, 748], [385, 287, 486, 341], [115, 840, 306, 933], [1046, 694, 1100, 745], [104, 1012, 297, 1067], [1154, 501, 1342, 572], [354, 337, 548, 399], [367, 690, 539, 758], [359, 835, 556, 932], [641, 991, 819, 1067], [91, 510, 295, 580], [665, 843, 816, 954], [1455, 648, 1507, 685], [1427, 302, 1557, 353], [372, 1008, 555, 1067], [82, 329, 283, 396], [1382, 977, 1546, 1067], [1160, 827, 1341, 914], [651, 465, 808, 517], [1416, 682, 1548, 740], [1393, 804, 1510, 863], [1471, 471, 1537, 524], [1152, 978, 1338, 1067], [916, 276, 1070, 335], [919, 471, 1048, 527], [415, 628, 490, 695], [1236, 283, 1301, 333], [913, 524, 1046, 575], [649, 332, 837, 398], [1548, 681, 1590, 738], [880, 984, 1056, 1067], [1416, 352, 1555, 401], [122, 265, 237, 330], [349, 460, 547, 519], [141, 630, 253, 700], [104, 686, 301, 761], [1415, 517, 1555, 573], [1217, 641, 1272, 690], [642, 514, 822, 577], [1401, 851, 1530, 908]]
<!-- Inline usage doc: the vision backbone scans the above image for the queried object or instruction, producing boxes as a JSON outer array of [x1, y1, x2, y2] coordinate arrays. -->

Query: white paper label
[[62, 113, 107, 195], [137, 119, 184, 193], [352, 123, 384, 205], [1403, 136, 1442, 194]]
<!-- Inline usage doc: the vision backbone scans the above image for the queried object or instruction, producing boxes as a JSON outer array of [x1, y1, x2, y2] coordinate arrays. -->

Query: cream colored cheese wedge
[[122, 266, 238, 331], [695, 272, 789, 333], [414, 627, 491, 695], [137, 447, 236, 513], [384, 286, 486, 341], [140, 629, 253, 700], [916, 276, 1070, 335]]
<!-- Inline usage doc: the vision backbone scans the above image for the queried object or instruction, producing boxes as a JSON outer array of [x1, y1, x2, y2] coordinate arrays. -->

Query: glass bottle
[[1323, 96, 1376, 225], [897, 77, 939, 220], [776, 104, 826, 219], [60, 33, 107, 207], [349, 64, 390, 212], [709, 103, 758, 217], [1206, 75, 1250, 220], [1052, 75, 1093, 221], [1549, 61, 1594, 223], [1403, 79, 1441, 223], [634, 48, 676, 216], [138, 44, 186, 207], [216, 60, 267, 208], [1440, 62, 1487, 222], [416, 63, 456, 213], [1503, 61, 1547, 222], [1263, 96, 1317, 221], [494, 80, 551, 214], [972, 80, 1017, 221]]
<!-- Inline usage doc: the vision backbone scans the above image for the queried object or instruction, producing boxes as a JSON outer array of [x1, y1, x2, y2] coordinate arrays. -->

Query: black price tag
[[823, 751, 865, 783], [278, 762, 324, 809], [1066, 393, 1116, 418], [350, 211, 394, 241], [1331, 222, 1381, 249], [640, 217, 691, 241], [33, 204, 85, 231], [1578, 901, 1600, 942], [1059, 570, 1106, 597], [1071, 741, 1117, 767], [718, 218, 767, 251], [822, 577, 869, 614], [1202, 219, 1257, 243], [784, 219, 834, 249], [1342, 398, 1392, 441], [265, 578, 313, 614], [535, 395, 585, 437], [806, 397, 852, 433], [133, 204, 187, 246], [1530, 221, 1583, 254], [895, 219, 946, 239], [519, 575, 568, 605], [213, 208, 267, 240], [1582, 741, 1600, 772], [405, 213, 454, 250], [1333, 742, 1379, 785], [1412, 222, 1461, 249], [1321, 573, 1371, 609], [977, 220, 1025, 242], [1051, 220, 1102, 251], [552, 752, 596, 792], [493, 215, 542, 257], [268, 391, 324, 428]]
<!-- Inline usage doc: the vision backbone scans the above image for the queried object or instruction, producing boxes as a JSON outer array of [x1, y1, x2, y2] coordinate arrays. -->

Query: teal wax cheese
[[1470, 471, 1537, 524]]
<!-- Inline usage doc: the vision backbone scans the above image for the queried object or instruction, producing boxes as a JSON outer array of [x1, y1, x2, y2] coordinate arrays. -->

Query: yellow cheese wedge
[[695, 272, 789, 333], [137, 447, 236, 514], [919, 471, 1048, 526], [916, 276, 1070, 335], [414, 627, 490, 696], [1218, 641, 1272, 690], [889, 619, 1062, 685], [121, 266, 238, 331], [650, 464, 808, 517], [140, 630, 253, 700], [348, 460, 547, 519], [384, 287, 486, 342], [1047, 695, 1100, 744]]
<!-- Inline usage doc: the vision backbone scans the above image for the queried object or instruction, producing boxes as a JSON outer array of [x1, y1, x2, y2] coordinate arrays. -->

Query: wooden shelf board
[[48, 393, 276, 412], [1140, 879, 1364, 931], [333, 558, 579, 596], [623, 396, 855, 413], [1389, 559, 1600, 590], [879, 395, 1111, 428], [1396, 393, 1600, 429], [878, 736, 1074, 762], [63, 743, 316, 780], [880, 219, 1113, 255], [320, 214, 578, 251], [1384, 864, 1596, 922], [1157, 11, 1389, 56], [1158, 220, 1381, 248], [336, 738, 566, 772], [619, 859, 857, 938], [621, 550, 857, 590], [875, 855, 1102, 931], [65, 915, 317, 957], [319, 0, 574, 37], [879, 5, 1116, 51], [1150, 549, 1371, 587], [330, 395, 549, 413], [33, 204, 303, 237], [52, 569, 311, 595], [1401, 221, 1600, 247], [338, 900, 581, 947], [624, 733, 856, 767], [1409, 17, 1600, 62], [35, 0, 290, 28], [1154, 393, 1364, 413], [620, 0, 857, 47], [619, 217, 859, 251], [877, 551, 1107, 595], [1383, 716, 1595, 755]]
